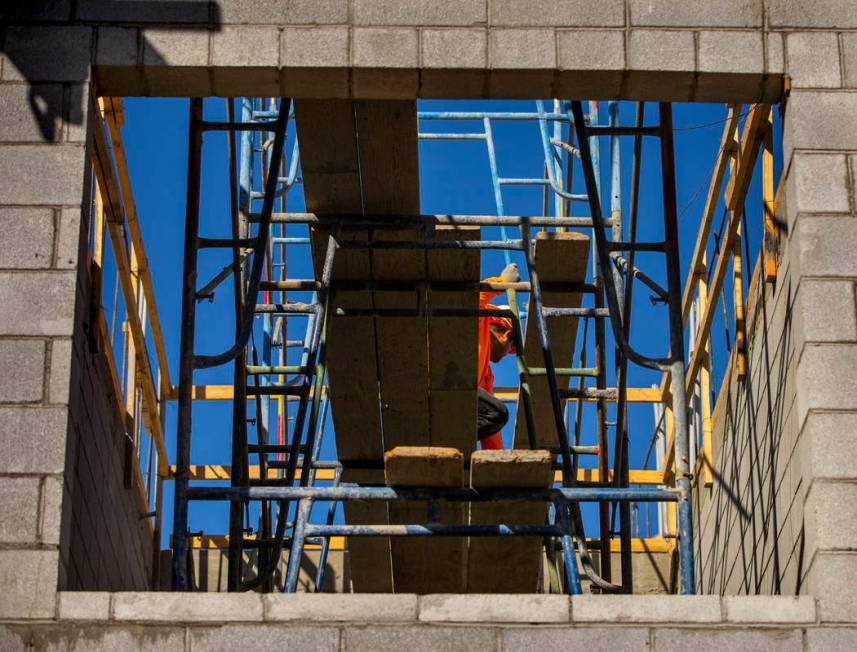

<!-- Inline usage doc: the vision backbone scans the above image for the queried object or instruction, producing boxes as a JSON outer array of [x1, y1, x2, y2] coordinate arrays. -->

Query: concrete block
[[800, 411, 857, 480], [65, 85, 90, 144], [3, 0, 71, 21], [39, 475, 63, 546], [211, 26, 279, 66], [794, 217, 857, 278], [0, 627, 28, 652], [844, 34, 857, 88], [265, 594, 416, 621], [141, 28, 210, 96], [142, 28, 209, 66], [794, 280, 857, 345], [352, 70, 419, 99], [502, 626, 649, 651], [282, 69, 350, 99], [796, 344, 857, 424], [557, 30, 624, 70], [353, 0, 486, 26], [490, 0, 623, 26], [420, 595, 569, 623], [786, 32, 842, 88], [0, 208, 55, 269], [723, 595, 816, 623], [806, 627, 857, 651], [489, 70, 554, 99], [191, 624, 338, 651], [49, 338, 73, 405], [572, 595, 721, 623], [769, 0, 857, 28], [57, 207, 81, 270], [353, 28, 418, 68], [345, 626, 498, 652], [57, 591, 110, 620], [0, 339, 45, 403], [629, 29, 694, 72], [805, 481, 857, 552], [3, 27, 92, 82], [0, 271, 76, 336], [282, 27, 350, 68], [96, 27, 139, 66], [77, 0, 210, 22], [698, 31, 763, 74], [768, 33, 785, 74], [791, 153, 851, 217], [808, 552, 857, 622], [0, 407, 68, 474], [0, 144, 85, 206], [0, 550, 58, 619], [630, 0, 762, 27], [784, 91, 857, 157], [113, 592, 264, 622], [421, 29, 487, 69], [219, 0, 347, 25], [0, 84, 64, 143], [653, 628, 801, 651], [0, 478, 40, 543], [489, 29, 555, 69], [95, 27, 143, 94], [420, 70, 488, 99]]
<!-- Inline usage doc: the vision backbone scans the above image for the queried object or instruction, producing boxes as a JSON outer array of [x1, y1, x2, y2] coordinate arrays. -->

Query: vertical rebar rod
[[658, 102, 695, 595], [171, 97, 204, 591]]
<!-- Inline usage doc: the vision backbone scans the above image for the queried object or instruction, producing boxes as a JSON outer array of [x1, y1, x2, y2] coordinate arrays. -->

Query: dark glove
[[500, 263, 520, 283]]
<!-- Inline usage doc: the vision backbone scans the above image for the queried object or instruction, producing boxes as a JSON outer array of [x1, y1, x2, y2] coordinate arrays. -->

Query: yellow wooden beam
[[179, 533, 672, 554], [102, 96, 172, 391], [173, 464, 664, 486], [90, 89, 169, 478]]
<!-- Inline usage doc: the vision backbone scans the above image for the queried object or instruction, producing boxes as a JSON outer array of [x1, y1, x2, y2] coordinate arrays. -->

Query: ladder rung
[[541, 307, 609, 318], [255, 302, 319, 314], [560, 387, 619, 400], [246, 365, 307, 375], [528, 367, 598, 377]]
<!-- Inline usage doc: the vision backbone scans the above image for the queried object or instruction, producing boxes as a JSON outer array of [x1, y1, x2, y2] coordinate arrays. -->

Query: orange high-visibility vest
[[477, 277, 505, 449]]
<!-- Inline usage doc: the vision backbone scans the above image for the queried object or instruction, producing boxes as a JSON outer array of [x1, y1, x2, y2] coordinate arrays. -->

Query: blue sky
[[110, 97, 778, 549]]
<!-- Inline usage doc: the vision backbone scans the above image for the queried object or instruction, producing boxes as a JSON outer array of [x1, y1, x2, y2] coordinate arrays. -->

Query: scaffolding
[[163, 95, 707, 596]]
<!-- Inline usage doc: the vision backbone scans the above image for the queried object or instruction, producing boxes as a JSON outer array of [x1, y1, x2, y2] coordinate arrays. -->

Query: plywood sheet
[[467, 449, 553, 593], [513, 232, 591, 449], [385, 447, 466, 593]]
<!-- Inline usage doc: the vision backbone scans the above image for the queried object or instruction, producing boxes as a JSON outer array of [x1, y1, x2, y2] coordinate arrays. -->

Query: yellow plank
[[467, 449, 553, 593], [172, 464, 660, 486], [103, 97, 172, 391], [179, 534, 346, 551], [513, 232, 591, 449], [762, 110, 778, 282], [386, 447, 466, 593], [90, 90, 168, 478]]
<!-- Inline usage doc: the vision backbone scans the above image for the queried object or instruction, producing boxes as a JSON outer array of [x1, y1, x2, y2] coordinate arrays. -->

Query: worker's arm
[[479, 263, 520, 308]]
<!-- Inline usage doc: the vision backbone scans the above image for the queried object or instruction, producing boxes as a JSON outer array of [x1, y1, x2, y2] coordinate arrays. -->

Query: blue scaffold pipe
[[418, 111, 574, 121], [185, 485, 681, 503]]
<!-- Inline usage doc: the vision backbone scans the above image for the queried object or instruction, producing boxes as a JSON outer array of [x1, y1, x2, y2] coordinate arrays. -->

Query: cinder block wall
[[60, 233, 153, 591], [0, 0, 856, 631]]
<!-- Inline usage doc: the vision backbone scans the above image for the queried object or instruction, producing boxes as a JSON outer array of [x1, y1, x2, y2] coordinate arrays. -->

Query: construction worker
[[477, 262, 521, 450]]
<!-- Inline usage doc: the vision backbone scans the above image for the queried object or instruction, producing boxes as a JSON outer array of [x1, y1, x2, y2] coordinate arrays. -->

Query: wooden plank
[[296, 99, 389, 592], [341, 468, 393, 593], [103, 97, 172, 391], [513, 232, 591, 449], [762, 111, 778, 282], [386, 447, 466, 593], [467, 449, 553, 593], [90, 91, 169, 478], [427, 225, 480, 458]]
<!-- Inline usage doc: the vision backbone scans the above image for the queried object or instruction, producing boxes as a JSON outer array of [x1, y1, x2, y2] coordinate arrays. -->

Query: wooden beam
[[659, 105, 770, 481], [102, 97, 172, 391], [513, 232, 591, 449], [386, 447, 466, 593], [90, 90, 169, 478], [762, 110, 778, 282], [467, 449, 553, 592]]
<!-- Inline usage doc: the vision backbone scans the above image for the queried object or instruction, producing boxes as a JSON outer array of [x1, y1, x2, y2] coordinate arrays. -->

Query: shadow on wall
[[0, 1, 222, 140]]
